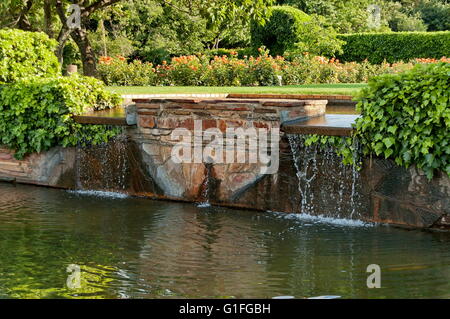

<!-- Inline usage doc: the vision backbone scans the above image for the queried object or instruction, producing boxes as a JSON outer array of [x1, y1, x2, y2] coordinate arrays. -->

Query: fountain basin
[[1, 95, 448, 230]]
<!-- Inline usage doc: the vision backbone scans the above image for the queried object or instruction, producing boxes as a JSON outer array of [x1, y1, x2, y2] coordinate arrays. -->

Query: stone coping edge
[[122, 93, 354, 100]]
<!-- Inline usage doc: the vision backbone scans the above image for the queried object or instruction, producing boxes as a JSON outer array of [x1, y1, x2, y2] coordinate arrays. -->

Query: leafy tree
[[0, 0, 274, 76], [0, 0, 124, 76], [54, 0, 125, 77], [276, 0, 437, 32], [119, 0, 210, 64], [388, 11, 428, 31], [416, 0, 450, 31], [161, 0, 274, 49], [276, 0, 382, 33], [251, 6, 343, 56]]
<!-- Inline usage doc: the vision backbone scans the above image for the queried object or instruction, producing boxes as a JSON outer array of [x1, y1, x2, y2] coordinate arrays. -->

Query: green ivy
[[0, 75, 122, 159], [304, 134, 362, 169], [354, 62, 450, 179]]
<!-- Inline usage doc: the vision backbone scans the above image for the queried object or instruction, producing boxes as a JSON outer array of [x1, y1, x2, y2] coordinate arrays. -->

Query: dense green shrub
[[0, 29, 60, 83], [388, 11, 427, 32], [98, 56, 157, 86], [354, 62, 450, 179], [282, 55, 414, 85], [0, 75, 122, 159], [337, 32, 450, 64], [417, 0, 450, 31], [165, 55, 206, 86], [251, 6, 343, 57], [250, 6, 312, 56], [242, 49, 284, 86], [201, 55, 247, 86]]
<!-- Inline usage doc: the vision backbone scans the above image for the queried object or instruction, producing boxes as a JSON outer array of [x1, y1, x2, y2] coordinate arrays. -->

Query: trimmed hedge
[[337, 32, 450, 64], [251, 6, 311, 56], [0, 29, 60, 83]]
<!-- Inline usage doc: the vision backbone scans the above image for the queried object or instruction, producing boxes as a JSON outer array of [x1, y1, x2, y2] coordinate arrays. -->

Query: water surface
[[0, 183, 449, 299]]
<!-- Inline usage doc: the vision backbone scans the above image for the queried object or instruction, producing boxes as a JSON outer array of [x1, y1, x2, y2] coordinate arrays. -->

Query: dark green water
[[0, 183, 449, 299]]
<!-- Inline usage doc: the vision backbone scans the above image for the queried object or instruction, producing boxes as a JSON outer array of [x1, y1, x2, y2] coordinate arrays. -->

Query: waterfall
[[75, 129, 129, 193], [198, 163, 212, 208], [287, 134, 363, 220]]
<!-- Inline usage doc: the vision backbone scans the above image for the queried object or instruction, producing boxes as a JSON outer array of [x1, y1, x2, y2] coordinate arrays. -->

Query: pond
[[0, 183, 449, 299]]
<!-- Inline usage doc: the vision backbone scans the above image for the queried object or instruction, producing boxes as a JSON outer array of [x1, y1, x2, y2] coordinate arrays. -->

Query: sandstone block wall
[[0, 96, 448, 229], [0, 146, 76, 188], [129, 98, 326, 201]]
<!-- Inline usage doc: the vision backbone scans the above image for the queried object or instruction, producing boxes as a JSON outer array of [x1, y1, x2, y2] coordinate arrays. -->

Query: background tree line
[[1, 0, 449, 76]]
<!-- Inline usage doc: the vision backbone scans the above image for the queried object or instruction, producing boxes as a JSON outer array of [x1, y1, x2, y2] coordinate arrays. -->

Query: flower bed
[[98, 49, 449, 87]]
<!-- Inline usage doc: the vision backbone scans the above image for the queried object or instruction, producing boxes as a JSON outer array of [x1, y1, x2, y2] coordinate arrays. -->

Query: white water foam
[[68, 190, 129, 199], [272, 212, 374, 227]]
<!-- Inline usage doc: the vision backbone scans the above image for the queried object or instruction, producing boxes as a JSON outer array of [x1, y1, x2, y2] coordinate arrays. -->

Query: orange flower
[[99, 56, 113, 65]]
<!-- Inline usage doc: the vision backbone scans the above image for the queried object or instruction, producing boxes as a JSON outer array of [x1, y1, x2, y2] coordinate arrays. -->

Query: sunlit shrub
[[0, 29, 60, 83], [98, 56, 157, 86], [97, 50, 449, 87], [166, 55, 207, 86], [202, 53, 247, 86]]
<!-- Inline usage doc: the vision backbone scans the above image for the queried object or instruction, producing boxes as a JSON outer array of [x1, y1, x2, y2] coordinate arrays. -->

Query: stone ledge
[[134, 98, 328, 109], [227, 93, 354, 100], [282, 114, 358, 137], [133, 98, 327, 130], [73, 115, 128, 126]]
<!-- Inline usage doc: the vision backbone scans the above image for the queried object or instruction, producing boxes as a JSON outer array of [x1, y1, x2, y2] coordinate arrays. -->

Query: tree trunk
[[99, 19, 108, 57], [212, 32, 222, 49], [43, 0, 53, 38], [15, 0, 34, 31], [55, 27, 72, 67], [71, 28, 98, 77]]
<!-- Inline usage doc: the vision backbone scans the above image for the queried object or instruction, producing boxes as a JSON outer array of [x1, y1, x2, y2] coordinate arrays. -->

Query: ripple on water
[[67, 190, 130, 199], [1, 183, 450, 299], [272, 212, 374, 228]]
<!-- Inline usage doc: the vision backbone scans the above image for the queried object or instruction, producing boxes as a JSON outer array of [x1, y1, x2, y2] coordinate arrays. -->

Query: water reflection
[[0, 183, 449, 298]]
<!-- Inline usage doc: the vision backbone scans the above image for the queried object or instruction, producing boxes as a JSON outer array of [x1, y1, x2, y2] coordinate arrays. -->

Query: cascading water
[[75, 127, 130, 194], [198, 162, 212, 208], [287, 134, 363, 220]]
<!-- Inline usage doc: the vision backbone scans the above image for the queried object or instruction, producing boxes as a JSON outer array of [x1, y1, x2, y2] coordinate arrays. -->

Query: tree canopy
[[1, 0, 448, 76]]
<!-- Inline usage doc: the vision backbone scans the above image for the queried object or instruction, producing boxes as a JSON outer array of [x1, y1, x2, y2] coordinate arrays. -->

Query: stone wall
[[128, 98, 326, 201], [362, 159, 450, 229], [0, 97, 448, 230], [0, 146, 76, 188]]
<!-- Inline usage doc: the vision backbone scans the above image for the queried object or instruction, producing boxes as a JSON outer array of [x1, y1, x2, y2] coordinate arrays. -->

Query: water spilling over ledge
[[0, 94, 448, 230]]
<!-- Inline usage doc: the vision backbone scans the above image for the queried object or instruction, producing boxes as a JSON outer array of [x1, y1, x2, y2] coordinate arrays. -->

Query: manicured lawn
[[107, 83, 367, 96]]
